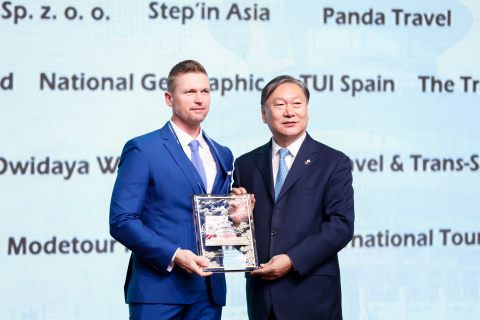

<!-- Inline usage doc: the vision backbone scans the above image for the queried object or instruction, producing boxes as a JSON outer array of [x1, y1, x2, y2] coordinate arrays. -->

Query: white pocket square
[[228, 171, 232, 175]]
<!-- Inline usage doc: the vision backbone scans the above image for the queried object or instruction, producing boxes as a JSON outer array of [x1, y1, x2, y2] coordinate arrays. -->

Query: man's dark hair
[[167, 60, 207, 92], [260, 75, 310, 107]]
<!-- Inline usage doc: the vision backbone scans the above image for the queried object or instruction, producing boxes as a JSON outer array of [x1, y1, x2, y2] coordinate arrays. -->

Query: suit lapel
[[161, 123, 203, 194], [255, 140, 275, 202], [276, 133, 318, 202], [203, 131, 227, 194]]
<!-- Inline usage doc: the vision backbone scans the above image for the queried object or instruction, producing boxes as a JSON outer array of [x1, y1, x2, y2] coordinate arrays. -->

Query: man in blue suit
[[233, 75, 354, 320], [110, 60, 233, 320]]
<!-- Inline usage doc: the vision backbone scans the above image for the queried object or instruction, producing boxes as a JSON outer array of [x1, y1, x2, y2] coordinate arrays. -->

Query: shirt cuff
[[167, 248, 180, 272]]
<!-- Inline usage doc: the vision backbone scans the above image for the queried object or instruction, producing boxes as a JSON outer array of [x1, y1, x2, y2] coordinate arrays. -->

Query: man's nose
[[284, 104, 295, 117], [194, 92, 203, 104]]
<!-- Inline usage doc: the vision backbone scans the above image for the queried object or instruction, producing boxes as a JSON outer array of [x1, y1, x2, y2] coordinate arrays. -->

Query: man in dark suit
[[232, 75, 354, 320], [110, 60, 232, 320]]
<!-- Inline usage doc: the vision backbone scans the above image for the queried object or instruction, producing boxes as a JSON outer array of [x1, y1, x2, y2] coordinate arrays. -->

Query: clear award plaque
[[192, 194, 259, 272]]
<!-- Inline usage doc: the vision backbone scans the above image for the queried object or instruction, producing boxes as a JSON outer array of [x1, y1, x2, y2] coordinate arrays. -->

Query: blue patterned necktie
[[275, 148, 290, 202], [188, 140, 208, 191]]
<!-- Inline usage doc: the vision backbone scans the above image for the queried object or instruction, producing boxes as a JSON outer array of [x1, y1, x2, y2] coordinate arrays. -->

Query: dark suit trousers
[[268, 306, 276, 320], [128, 279, 222, 320]]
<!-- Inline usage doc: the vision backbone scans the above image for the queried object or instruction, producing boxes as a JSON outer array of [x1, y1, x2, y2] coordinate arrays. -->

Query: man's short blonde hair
[[167, 60, 208, 92]]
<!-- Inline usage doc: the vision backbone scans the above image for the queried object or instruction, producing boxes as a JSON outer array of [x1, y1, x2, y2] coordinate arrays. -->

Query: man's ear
[[165, 92, 173, 107], [261, 105, 267, 124]]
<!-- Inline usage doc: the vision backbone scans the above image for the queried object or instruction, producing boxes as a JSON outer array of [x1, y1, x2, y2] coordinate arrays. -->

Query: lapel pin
[[305, 159, 311, 165]]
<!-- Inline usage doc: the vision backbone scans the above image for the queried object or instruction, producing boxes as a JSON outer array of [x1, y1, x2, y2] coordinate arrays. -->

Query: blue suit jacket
[[110, 122, 233, 305], [233, 133, 354, 320]]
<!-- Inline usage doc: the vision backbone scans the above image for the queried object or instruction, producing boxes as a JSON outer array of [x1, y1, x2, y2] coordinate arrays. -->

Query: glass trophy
[[192, 194, 259, 272]]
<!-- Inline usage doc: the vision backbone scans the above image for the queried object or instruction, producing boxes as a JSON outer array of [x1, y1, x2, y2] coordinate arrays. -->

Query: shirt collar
[[169, 120, 207, 150], [272, 132, 307, 158]]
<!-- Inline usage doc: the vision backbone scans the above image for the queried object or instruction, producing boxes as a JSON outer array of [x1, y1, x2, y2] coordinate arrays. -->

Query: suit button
[[271, 231, 276, 236]]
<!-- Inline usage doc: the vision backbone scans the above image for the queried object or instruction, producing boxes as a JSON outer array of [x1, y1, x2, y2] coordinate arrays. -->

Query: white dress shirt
[[272, 132, 307, 188], [169, 120, 217, 194], [167, 120, 218, 271]]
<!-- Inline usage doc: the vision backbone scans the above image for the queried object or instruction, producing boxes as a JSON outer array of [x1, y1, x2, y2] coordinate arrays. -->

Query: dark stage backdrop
[[1, 1, 479, 319]]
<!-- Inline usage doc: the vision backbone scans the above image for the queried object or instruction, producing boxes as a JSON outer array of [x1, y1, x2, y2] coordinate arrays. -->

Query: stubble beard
[[173, 106, 207, 124]]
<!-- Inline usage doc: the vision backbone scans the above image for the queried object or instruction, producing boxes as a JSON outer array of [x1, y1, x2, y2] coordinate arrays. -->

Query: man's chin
[[194, 111, 209, 122], [280, 127, 301, 135], [188, 115, 207, 124], [278, 129, 305, 140], [174, 110, 207, 125]]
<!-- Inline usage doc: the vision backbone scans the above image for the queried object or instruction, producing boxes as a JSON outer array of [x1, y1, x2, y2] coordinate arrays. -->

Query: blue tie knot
[[279, 148, 290, 159], [275, 148, 290, 202], [188, 139, 207, 192], [189, 139, 200, 151]]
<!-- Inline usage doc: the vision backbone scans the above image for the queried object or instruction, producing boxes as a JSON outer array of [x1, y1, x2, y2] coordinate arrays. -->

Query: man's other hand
[[231, 187, 256, 212], [250, 254, 293, 280], [174, 249, 212, 277]]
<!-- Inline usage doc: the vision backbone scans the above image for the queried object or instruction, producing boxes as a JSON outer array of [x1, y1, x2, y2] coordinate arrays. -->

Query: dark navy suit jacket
[[110, 122, 233, 305], [233, 133, 354, 320]]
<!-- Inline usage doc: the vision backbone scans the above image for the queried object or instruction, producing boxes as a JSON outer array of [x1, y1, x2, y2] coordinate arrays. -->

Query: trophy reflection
[[192, 194, 259, 272]]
